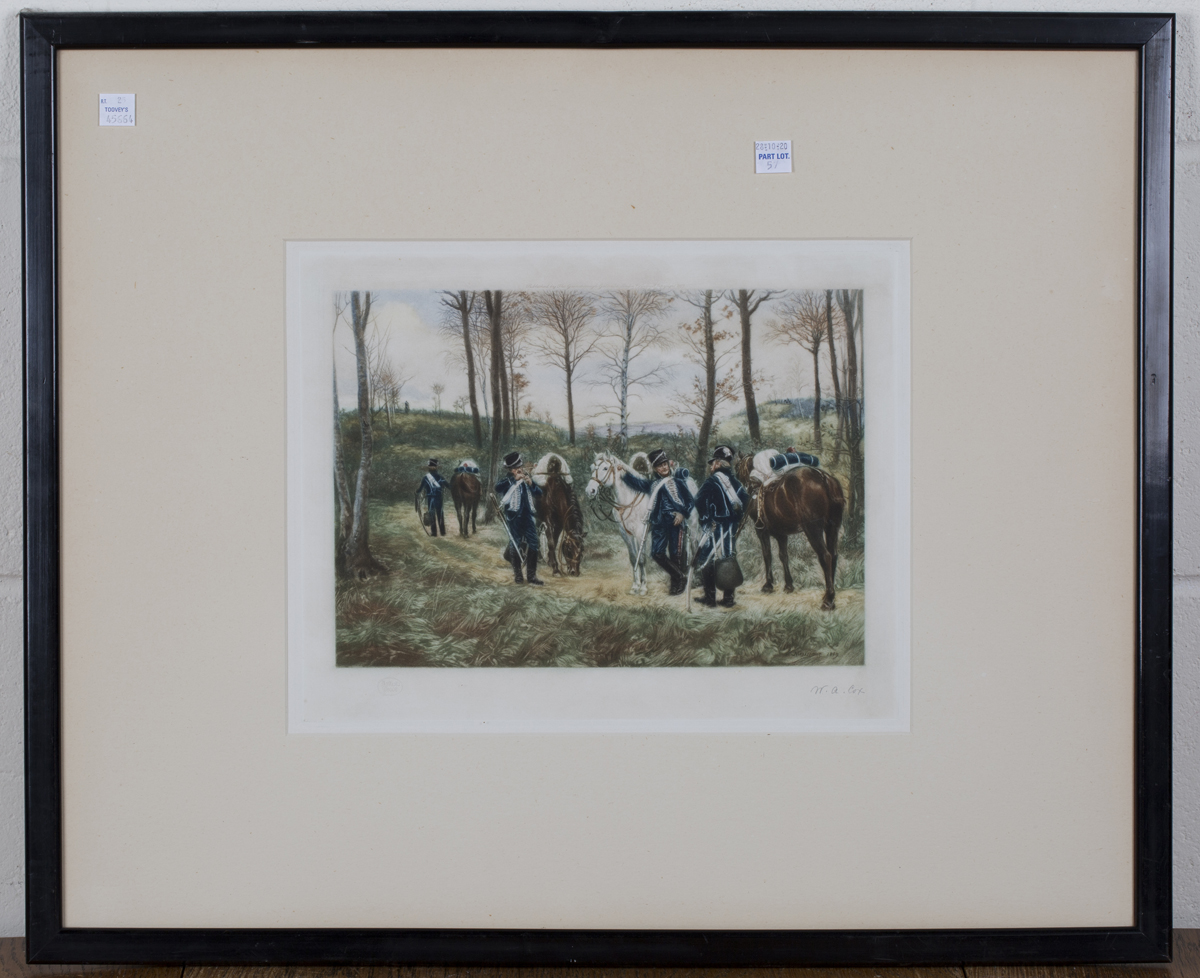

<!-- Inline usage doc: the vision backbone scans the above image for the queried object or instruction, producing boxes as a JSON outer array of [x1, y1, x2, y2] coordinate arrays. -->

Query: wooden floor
[[2, 933, 1199, 978]]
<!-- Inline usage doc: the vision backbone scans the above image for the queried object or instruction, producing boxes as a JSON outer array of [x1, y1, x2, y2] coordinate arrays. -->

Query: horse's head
[[561, 530, 584, 576], [585, 452, 618, 499]]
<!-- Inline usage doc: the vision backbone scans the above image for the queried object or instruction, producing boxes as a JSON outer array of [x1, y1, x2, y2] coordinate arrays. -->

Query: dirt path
[[393, 502, 862, 618]]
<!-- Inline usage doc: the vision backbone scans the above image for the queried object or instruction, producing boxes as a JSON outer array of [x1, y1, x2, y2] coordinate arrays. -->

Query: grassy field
[[335, 407, 865, 668]]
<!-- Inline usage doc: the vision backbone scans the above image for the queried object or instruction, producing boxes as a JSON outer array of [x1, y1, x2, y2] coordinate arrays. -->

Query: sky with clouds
[[334, 289, 842, 433]]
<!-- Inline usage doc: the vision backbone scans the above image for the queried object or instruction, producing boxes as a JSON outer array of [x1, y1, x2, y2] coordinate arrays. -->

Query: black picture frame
[[22, 10, 1173, 967]]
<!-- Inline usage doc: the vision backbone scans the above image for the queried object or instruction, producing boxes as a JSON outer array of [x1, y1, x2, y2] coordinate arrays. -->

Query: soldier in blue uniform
[[494, 450, 544, 585], [693, 444, 750, 607], [621, 448, 695, 595], [419, 458, 450, 536]]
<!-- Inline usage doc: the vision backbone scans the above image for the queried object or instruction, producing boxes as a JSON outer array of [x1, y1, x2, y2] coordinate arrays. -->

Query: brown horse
[[736, 454, 845, 610], [449, 463, 482, 537], [534, 455, 585, 576]]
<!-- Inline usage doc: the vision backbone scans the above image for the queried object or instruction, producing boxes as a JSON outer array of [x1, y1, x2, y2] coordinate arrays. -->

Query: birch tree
[[596, 289, 671, 446], [340, 290, 386, 578]]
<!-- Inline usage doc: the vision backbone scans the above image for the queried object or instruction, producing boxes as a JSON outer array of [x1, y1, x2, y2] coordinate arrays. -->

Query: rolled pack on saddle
[[454, 458, 480, 475], [749, 449, 820, 485], [532, 453, 572, 487]]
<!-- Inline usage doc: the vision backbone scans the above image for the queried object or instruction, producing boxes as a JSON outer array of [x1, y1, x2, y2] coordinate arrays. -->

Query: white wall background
[[0, 0, 1194, 938]]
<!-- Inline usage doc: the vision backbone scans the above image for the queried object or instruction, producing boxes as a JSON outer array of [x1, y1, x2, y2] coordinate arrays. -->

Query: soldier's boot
[[672, 555, 692, 594], [699, 565, 718, 607], [653, 553, 685, 595], [720, 589, 737, 608], [510, 553, 524, 584], [526, 551, 545, 586]]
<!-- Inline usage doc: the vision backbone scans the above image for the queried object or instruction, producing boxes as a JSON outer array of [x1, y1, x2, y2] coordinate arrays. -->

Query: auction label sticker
[[99, 94, 135, 127], [755, 140, 791, 173]]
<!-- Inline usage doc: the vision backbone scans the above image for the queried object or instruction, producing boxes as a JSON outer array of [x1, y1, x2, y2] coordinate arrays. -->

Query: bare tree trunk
[[825, 290, 844, 460], [565, 361, 576, 444], [484, 291, 504, 523], [332, 356, 353, 564], [507, 347, 519, 436], [619, 317, 634, 447], [734, 290, 761, 445], [458, 291, 484, 449], [499, 351, 511, 441], [811, 332, 823, 450], [342, 291, 386, 578], [696, 290, 718, 474], [838, 289, 864, 527]]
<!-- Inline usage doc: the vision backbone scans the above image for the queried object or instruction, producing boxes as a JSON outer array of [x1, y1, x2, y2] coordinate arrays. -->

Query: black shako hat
[[708, 445, 735, 464], [427, 458, 439, 468], [503, 451, 524, 469], [648, 448, 669, 468]]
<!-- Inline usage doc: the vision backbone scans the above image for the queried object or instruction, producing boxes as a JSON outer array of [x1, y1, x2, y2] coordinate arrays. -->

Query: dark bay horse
[[534, 454, 584, 576], [449, 460, 482, 537], [736, 454, 845, 610]]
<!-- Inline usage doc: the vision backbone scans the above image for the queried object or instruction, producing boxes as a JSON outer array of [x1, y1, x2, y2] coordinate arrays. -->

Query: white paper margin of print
[[286, 240, 910, 733]]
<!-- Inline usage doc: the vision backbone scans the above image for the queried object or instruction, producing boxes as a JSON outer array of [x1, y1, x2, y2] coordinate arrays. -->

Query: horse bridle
[[589, 455, 645, 532]]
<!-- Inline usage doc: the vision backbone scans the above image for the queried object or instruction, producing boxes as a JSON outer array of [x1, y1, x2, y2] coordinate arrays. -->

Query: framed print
[[23, 10, 1172, 967], [287, 238, 910, 733]]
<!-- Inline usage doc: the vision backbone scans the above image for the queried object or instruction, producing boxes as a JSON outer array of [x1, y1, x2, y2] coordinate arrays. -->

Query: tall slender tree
[[729, 289, 779, 446], [332, 297, 353, 562], [673, 290, 739, 472], [340, 291, 386, 578], [597, 289, 671, 447], [770, 291, 828, 450], [440, 290, 483, 449], [836, 289, 864, 524], [483, 290, 506, 490], [825, 289, 845, 458], [529, 290, 599, 444], [501, 297, 531, 436]]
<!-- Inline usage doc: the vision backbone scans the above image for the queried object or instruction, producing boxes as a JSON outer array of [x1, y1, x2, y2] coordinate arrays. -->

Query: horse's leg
[[623, 531, 640, 594], [470, 499, 478, 535], [549, 527, 562, 575], [455, 499, 465, 536], [759, 529, 775, 593], [800, 521, 835, 610], [822, 520, 841, 609], [777, 533, 794, 593]]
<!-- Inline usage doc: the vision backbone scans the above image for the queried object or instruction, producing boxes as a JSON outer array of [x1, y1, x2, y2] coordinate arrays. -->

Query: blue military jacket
[[420, 471, 449, 505], [622, 470, 695, 557], [494, 476, 542, 523], [695, 469, 749, 528], [694, 468, 750, 564], [621, 471, 695, 525]]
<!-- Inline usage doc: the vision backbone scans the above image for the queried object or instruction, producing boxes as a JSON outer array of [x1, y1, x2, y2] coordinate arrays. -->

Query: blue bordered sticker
[[99, 94, 135, 127], [755, 140, 791, 173]]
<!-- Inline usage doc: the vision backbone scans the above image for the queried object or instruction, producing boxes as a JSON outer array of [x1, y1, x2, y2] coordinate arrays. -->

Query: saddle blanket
[[750, 449, 819, 484]]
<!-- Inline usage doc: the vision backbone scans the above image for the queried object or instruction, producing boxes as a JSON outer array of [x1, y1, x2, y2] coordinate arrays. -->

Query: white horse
[[585, 451, 701, 597], [585, 451, 653, 594]]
